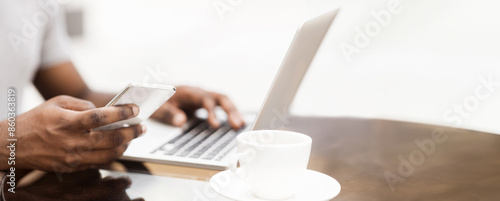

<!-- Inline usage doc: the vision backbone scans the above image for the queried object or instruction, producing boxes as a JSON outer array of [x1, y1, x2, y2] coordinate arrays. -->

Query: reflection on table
[[4, 169, 143, 201]]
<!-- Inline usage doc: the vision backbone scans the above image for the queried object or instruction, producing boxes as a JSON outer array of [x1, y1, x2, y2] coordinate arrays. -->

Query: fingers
[[151, 102, 187, 127], [167, 86, 244, 129], [88, 124, 146, 149], [65, 125, 146, 165], [211, 93, 245, 129], [79, 144, 129, 165], [201, 95, 221, 128], [73, 104, 139, 130], [52, 95, 96, 111]]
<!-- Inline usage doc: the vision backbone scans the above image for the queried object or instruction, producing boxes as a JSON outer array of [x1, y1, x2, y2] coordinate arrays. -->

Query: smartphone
[[94, 83, 176, 131]]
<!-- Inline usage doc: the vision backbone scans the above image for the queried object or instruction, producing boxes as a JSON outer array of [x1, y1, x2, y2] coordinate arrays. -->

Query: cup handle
[[229, 151, 250, 178]]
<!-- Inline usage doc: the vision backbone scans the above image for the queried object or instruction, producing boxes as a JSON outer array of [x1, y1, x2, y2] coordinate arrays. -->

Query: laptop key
[[191, 125, 232, 159], [203, 131, 239, 160], [166, 119, 203, 144], [190, 153, 201, 158], [216, 144, 236, 161], [165, 122, 210, 155], [177, 127, 217, 157], [151, 119, 204, 154]]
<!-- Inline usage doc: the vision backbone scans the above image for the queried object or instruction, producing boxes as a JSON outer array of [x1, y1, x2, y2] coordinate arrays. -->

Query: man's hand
[[151, 86, 245, 129], [1, 95, 146, 172]]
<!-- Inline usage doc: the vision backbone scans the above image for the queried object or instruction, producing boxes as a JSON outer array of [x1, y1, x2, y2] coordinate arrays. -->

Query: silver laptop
[[121, 10, 339, 170]]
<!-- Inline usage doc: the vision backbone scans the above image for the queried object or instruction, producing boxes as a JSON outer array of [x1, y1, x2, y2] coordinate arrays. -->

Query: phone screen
[[94, 83, 176, 131]]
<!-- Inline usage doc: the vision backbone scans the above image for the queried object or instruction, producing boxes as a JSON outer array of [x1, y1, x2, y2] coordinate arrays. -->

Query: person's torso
[[0, 0, 51, 119]]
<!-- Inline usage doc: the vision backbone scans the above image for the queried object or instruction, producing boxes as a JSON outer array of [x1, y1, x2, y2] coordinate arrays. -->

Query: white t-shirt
[[0, 0, 71, 120]]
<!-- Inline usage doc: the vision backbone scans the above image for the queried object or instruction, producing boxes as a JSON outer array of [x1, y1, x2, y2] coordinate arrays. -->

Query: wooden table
[[9, 117, 500, 200], [285, 116, 500, 201]]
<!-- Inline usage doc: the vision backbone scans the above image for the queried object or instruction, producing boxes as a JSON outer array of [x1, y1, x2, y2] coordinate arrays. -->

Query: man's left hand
[[151, 86, 245, 129]]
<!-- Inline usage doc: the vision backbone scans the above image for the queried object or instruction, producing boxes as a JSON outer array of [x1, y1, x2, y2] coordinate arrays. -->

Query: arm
[[33, 61, 114, 107], [0, 96, 144, 172], [33, 62, 245, 129]]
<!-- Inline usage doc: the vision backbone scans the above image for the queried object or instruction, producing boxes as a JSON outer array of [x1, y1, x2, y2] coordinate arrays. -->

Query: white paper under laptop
[[121, 9, 340, 170]]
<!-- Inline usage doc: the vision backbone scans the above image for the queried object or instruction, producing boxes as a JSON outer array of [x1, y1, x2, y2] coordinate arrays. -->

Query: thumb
[[152, 102, 187, 127]]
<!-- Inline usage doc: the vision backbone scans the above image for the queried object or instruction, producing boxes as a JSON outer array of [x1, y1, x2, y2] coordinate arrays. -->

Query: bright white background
[[24, 0, 500, 134]]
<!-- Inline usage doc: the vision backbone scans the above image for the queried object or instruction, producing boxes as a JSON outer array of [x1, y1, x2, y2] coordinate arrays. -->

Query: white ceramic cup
[[229, 130, 312, 200]]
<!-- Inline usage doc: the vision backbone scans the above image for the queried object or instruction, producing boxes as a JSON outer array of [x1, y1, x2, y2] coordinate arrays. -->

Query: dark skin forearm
[[0, 121, 10, 170], [33, 61, 244, 128], [5, 61, 242, 174], [33, 62, 114, 107], [0, 122, 35, 177], [0, 95, 143, 172]]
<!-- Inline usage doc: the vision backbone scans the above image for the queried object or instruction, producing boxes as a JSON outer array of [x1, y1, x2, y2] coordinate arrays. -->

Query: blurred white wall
[[23, 0, 500, 134]]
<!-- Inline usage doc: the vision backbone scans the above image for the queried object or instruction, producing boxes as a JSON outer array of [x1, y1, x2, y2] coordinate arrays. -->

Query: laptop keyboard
[[152, 119, 246, 161]]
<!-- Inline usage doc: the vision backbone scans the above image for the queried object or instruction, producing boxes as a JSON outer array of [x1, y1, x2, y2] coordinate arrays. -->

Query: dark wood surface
[[285, 116, 500, 201], [8, 117, 500, 200]]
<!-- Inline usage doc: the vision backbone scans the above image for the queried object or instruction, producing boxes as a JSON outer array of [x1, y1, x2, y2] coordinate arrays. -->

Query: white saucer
[[210, 169, 341, 201]]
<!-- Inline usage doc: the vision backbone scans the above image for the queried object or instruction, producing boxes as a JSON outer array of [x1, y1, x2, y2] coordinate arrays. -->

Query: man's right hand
[[1, 95, 146, 172]]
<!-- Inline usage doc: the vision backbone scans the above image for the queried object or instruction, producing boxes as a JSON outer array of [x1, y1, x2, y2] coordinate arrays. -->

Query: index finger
[[211, 93, 244, 129], [73, 104, 139, 130]]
